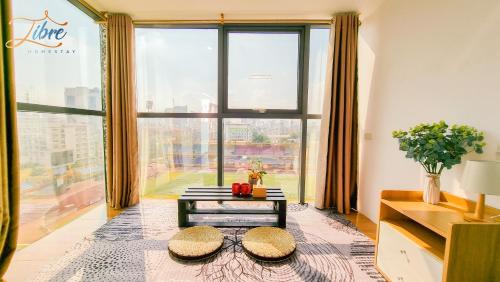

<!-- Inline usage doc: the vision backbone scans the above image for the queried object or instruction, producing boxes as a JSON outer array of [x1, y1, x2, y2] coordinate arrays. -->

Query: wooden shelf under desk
[[380, 199, 464, 238], [376, 190, 500, 282]]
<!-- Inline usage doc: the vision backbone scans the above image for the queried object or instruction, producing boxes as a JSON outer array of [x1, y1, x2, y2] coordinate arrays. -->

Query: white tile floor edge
[[5, 204, 108, 282]]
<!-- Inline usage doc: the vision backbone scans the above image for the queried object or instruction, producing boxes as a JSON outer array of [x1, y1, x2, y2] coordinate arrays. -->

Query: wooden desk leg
[[278, 200, 287, 228], [178, 200, 188, 227]]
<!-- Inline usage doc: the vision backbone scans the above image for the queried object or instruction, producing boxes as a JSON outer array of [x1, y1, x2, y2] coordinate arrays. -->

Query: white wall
[[357, 0, 500, 222]]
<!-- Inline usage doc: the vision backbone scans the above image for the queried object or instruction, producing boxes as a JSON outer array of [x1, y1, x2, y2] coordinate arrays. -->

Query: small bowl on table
[[231, 183, 241, 196], [240, 183, 252, 197]]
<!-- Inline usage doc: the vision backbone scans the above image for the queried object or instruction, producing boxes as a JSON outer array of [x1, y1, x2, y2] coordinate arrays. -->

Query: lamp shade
[[461, 160, 500, 195]]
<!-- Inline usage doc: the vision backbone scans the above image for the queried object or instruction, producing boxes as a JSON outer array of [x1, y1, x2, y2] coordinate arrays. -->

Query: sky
[[227, 32, 298, 110]]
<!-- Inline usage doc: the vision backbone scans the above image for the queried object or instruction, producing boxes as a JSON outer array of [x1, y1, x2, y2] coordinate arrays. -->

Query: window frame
[[11, 0, 108, 245], [15, 3, 107, 198], [136, 24, 328, 204], [222, 25, 305, 114]]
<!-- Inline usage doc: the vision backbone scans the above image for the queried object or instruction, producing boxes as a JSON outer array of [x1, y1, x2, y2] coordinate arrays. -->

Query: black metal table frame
[[178, 187, 287, 228]]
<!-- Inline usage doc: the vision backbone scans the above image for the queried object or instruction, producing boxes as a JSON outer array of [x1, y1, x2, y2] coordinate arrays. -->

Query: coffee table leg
[[178, 200, 188, 227], [278, 200, 287, 228], [189, 201, 197, 210]]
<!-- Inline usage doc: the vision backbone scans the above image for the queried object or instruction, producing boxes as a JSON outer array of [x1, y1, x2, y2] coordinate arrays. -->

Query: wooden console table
[[376, 190, 500, 282], [177, 187, 287, 228]]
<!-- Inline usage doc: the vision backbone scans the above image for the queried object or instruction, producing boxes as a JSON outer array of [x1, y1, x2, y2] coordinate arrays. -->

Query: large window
[[136, 26, 329, 202], [13, 0, 105, 245]]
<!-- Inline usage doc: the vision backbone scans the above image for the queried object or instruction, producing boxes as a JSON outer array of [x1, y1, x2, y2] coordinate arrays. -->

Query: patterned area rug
[[34, 200, 384, 282]]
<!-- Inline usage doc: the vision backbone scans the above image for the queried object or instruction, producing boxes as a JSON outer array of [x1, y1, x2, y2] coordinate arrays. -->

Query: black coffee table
[[177, 187, 287, 228]]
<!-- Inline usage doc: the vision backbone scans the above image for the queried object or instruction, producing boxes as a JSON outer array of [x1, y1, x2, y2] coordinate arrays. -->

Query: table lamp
[[461, 160, 500, 221]]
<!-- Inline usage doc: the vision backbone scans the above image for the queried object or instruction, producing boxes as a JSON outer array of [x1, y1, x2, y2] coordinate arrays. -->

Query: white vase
[[423, 174, 441, 204]]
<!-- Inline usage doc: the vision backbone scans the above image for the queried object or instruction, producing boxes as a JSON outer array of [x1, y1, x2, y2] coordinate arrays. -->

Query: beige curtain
[[0, 0, 20, 277], [106, 14, 139, 209], [315, 13, 359, 214]]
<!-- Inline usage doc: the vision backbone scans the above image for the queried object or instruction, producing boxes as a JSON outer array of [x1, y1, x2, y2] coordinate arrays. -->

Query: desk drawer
[[377, 221, 443, 282]]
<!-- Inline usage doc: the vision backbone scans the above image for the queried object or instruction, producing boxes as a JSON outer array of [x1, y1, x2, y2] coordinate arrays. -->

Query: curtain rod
[[95, 13, 334, 25], [133, 19, 333, 25]]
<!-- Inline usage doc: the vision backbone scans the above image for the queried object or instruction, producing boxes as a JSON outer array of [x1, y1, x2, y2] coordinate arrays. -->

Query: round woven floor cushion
[[242, 227, 296, 261], [168, 226, 224, 260]]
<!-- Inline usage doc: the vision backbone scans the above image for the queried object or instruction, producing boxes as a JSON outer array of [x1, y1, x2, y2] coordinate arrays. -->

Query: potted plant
[[248, 160, 267, 189], [392, 121, 485, 204]]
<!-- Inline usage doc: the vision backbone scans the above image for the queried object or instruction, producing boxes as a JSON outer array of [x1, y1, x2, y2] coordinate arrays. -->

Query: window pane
[[136, 29, 218, 113], [18, 112, 105, 245], [223, 119, 301, 201], [305, 119, 321, 202], [138, 118, 217, 197], [12, 0, 102, 110], [227, 32, 299, 110], [308, 28, 330, 114]]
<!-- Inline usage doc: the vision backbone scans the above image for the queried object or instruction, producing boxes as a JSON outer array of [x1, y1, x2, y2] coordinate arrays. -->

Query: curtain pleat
[[0, 0, 20, 277], [106, 14, 139, 209], [315, 13, 359, 214]]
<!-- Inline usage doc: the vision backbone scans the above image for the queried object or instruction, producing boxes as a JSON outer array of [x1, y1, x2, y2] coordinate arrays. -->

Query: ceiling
[[85, 0, 386, 21]]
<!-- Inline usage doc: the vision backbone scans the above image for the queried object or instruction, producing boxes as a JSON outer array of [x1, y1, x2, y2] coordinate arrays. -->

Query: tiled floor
[[18, 199, 105, 248], [5, 204, 110, 282], [5, 202, 377, 281]]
